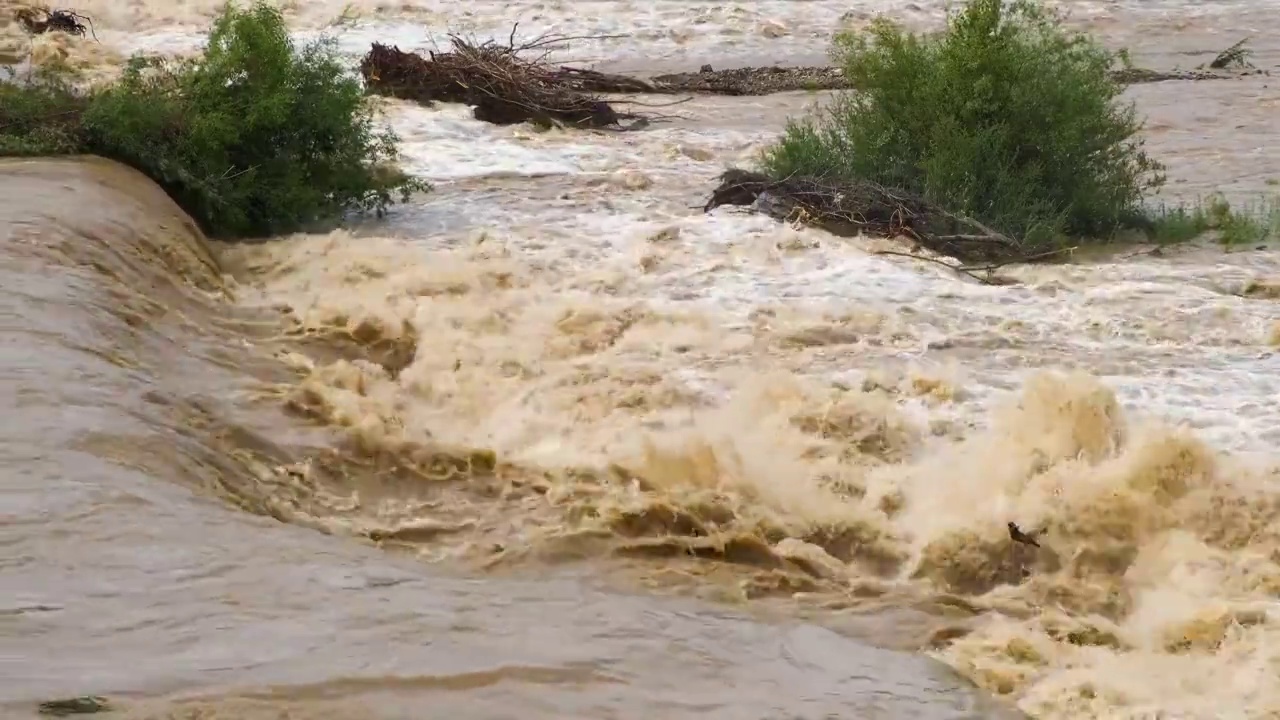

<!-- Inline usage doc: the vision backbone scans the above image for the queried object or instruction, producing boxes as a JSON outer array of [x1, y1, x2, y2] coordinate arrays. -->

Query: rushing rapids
[[2, 1, 1280, 718]]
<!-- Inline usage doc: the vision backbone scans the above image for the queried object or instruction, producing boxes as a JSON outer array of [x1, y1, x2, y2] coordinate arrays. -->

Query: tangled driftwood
[[650, 65, 849, 95], [704, 169, 1051, 275], [359, 36, 658, 129], [649, 61, 1261, 94], [14, 6, 98, 41]]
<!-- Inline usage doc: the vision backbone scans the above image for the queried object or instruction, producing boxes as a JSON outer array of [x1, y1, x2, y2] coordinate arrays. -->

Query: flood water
[[2, 2, 1280, 719]]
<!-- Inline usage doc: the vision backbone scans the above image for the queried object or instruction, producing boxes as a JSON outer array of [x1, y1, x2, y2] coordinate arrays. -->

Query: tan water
[[2, 2, 1280, 719]]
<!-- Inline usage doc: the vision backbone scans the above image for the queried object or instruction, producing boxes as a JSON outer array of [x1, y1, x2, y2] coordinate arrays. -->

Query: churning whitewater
[[2, 1, 1280, 719]]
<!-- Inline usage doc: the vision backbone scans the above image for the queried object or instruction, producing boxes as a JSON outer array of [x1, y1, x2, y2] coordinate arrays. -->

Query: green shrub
[[1149, 195, 1280, 246], [1, 1, 427, 239], [0, 66, 88, 156], [1148, 203, 1210, 244], [763, 0, 1165, 250]]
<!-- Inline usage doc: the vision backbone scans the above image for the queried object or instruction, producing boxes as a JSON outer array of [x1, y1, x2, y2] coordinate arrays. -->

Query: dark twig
[[870, 245, 1076, 285], [871, 250, 1003, 285], [515, 32, 629, 53]]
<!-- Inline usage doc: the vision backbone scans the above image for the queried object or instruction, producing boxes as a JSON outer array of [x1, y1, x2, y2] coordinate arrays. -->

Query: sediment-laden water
[[2, 2, 1279, 719]]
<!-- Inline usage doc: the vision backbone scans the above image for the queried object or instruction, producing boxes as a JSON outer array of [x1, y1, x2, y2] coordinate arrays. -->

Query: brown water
[[0, 158, 1020, 720], [3, 2, 1280, 719]]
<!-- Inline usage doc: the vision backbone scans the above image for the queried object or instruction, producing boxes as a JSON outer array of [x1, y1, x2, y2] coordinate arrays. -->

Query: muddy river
[[2, 1, 1279, 718]]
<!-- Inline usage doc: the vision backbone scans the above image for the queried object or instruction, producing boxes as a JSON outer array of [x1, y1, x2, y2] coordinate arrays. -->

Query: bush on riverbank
[[762, 0, 1166, 254], [0, 1, 427, 239]]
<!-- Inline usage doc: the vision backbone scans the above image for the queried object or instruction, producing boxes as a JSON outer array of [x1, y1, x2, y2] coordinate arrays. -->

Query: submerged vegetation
[[757, 0, 1273, 257], [1148, 195, 1280, 246], [0, 1, 427, 239]]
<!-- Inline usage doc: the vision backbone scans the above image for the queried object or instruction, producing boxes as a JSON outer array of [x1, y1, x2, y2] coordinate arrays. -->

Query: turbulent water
[[3, 1, 1280, 719]]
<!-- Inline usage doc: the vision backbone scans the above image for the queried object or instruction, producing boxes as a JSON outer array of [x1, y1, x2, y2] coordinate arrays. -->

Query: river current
[[2, 1, 1279, 718]]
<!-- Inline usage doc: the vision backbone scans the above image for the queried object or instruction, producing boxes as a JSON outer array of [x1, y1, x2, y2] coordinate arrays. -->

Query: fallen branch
[[359, 29, 1264, 120], [644, 64, 1265, 94], [1207, 38, 1253, 70], [703, 169, 1022, 264], [649, 65, 850, 96], [959, 246, 1077, 272], [14, 6, 99, 42], [1111, 66, 1265, 84], [869, 245, 1077, 285], [359, 36, 653, 130], [870, 249, 1007, 285], [635, 61, 1261, 96], [548, 66, 661, 94]]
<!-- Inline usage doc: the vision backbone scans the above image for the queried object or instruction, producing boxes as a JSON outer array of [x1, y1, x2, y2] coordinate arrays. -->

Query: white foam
[[366, 84, 1280, 456], [387, 105, 594, 180], [101, 0, 1280, 66], [70, 0, 1280, 519]]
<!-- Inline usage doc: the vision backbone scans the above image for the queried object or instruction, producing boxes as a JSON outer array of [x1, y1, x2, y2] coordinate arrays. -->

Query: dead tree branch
[[359, 33, 655, 130], [14, 6, 99, 42], [703, 169, 1024, 264]]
